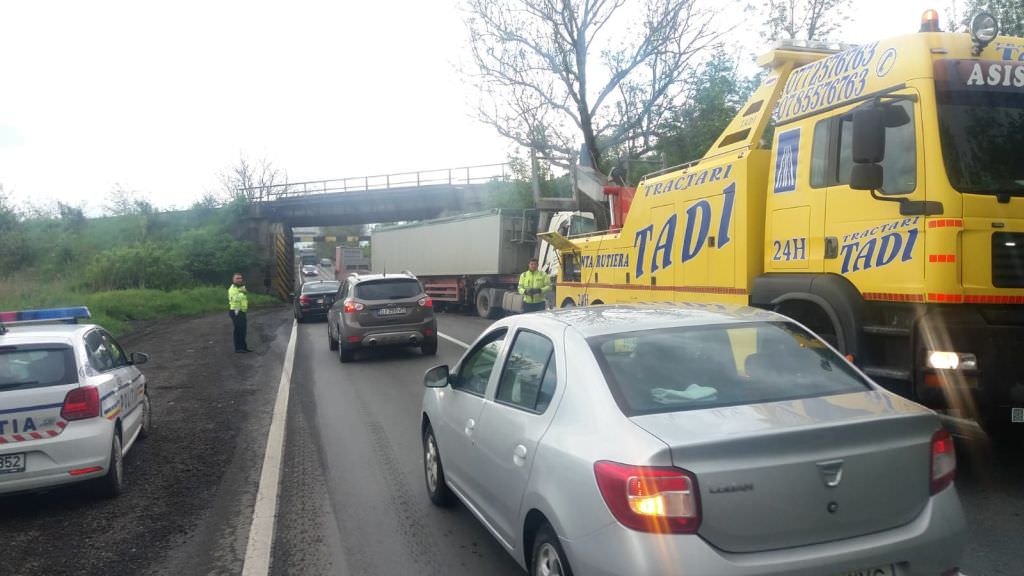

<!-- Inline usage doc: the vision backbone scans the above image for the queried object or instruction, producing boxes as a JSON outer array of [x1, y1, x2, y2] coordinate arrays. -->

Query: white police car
[[0, 307, 152, 498]]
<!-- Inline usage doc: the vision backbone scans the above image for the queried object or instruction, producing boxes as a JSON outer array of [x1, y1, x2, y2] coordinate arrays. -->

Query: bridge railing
[[249, 163, 511, 202]]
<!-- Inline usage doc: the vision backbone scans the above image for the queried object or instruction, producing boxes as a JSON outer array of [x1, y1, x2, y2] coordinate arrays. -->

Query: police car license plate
[[377, 307, 406, 316], [1012, 407, 1023, 423], [0, 453, 26, 474], [839, 565, 894, 576]]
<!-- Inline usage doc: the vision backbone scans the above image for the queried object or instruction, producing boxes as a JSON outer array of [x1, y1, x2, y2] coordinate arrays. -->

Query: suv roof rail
[[0, 306, 92, 335], [400, 269, 416, 278]]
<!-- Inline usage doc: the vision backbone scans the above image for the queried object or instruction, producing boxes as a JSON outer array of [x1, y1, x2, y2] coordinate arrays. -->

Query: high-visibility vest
[[518, 270, 550, 304], [228, 284, 249, 312]]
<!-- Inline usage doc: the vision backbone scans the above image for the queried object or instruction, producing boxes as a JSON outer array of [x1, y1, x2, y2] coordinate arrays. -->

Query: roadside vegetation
[[0, 184, 274, 337]]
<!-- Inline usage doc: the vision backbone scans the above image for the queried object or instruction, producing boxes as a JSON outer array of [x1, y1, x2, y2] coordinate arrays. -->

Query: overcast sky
[[0, 0, 956, 214]]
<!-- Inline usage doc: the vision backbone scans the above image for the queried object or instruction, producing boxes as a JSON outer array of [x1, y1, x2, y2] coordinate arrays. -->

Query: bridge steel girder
[[254, 184, 489, 227]]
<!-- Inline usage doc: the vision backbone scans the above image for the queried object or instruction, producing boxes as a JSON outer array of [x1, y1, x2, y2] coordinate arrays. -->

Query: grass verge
[[0, 282, 279, 337]]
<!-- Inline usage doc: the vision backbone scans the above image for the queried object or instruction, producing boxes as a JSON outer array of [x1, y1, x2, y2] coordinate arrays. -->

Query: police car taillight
[[61, 387, 101, 421]]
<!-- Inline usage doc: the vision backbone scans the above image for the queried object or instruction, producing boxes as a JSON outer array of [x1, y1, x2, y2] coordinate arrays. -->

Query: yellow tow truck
[[547, 12, 1024, 434]]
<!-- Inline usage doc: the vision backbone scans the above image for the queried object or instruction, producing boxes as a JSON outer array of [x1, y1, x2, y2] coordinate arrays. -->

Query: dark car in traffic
[[327, 272, 437, 362], [294, 280, 340, 322]]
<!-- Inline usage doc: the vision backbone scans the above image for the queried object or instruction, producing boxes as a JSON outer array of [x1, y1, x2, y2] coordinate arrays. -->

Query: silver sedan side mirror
[[424, 364, 449, 388]]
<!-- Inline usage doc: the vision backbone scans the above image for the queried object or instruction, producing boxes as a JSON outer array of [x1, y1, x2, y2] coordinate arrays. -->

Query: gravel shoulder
[[0, 306, 293, 576]]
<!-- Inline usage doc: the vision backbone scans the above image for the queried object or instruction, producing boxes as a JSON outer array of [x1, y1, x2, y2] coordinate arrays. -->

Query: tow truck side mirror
[[850, 106, 885, 190]]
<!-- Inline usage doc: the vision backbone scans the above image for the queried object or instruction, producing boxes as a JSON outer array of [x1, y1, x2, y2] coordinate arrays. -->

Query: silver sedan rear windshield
[[0, 346, 78, 391], [589, 321, 870, 416]]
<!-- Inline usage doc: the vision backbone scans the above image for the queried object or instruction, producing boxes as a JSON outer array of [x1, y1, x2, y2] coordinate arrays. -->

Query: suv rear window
[[589, 321, 869, 416], [0, 346, 78, 390], [354, 279, 422, 300]]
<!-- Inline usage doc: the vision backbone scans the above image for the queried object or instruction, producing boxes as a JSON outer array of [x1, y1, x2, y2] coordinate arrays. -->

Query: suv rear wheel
[[328, 323, 339, 351], [339, 343, 354, 363], [421, 339, 438, 356]]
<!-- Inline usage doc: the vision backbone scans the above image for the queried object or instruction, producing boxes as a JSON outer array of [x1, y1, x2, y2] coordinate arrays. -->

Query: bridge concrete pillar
[[234, 216, 293, 300]]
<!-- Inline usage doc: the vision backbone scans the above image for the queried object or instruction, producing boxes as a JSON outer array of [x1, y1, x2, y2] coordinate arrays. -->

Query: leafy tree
[[464, 0, 720, 172], [655, 57, 759, 169], [760, 0, 852, 41], [58, 202, 87, 232], [949, 1, 1023, 36], [0, 186, 31, 275]]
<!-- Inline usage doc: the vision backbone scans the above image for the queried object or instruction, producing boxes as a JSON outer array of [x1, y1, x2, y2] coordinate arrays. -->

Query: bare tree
[[761, 0, 851, 41], [465, 0, 720, 170], [220, 156, 290, 203], [104, 183, 153, 216]]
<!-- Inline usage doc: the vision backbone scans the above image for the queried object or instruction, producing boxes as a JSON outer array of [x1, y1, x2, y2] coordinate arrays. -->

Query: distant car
[[295, 280, 340, 322], [420, 304, 966, 576], [320, 258, 333, 267], [301, 264, 318, 277], [0, 307, 152, 498], [327, 272, 437, 362]]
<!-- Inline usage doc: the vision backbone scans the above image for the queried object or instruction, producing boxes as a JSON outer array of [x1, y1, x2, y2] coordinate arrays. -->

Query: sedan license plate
[[0, 453, 26, 474], [377, 307, 407, 317], [839, 566, 894, 576]]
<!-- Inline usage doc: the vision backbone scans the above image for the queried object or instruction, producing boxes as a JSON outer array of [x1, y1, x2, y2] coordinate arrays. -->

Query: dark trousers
[[230, 311, 248, 351], [523, 301, 546, 313]]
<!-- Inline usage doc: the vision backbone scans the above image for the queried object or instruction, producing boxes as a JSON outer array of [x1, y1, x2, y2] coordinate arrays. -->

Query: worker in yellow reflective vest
[[228, 272, 252, 353], [518, 258, 551, 313]]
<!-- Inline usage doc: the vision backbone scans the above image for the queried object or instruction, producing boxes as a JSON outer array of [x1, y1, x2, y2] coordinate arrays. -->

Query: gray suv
[[327, 272, 438, 362]]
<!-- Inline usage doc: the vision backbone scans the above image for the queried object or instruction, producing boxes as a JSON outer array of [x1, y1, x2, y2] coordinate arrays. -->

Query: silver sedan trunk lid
[[630, 392, 937, 553]]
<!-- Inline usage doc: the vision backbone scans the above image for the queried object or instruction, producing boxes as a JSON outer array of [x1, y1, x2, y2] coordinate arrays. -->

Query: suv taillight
[[594, 461, 700, 533], [343, 298, 365, 314], [61, 387, 101, 421], [930, 428, 956, 495], [418, 297, 433, 308]]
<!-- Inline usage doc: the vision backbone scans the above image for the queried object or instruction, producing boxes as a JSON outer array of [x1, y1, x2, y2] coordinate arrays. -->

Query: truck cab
[[551, 13, 1024, 433]]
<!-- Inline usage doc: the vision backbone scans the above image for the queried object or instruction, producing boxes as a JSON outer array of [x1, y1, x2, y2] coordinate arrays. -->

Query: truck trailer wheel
[[476, 289, 501, 319]]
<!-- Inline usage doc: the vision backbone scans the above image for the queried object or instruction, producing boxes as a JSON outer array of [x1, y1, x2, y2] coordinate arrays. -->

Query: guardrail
[[247, 163, 511, 202]]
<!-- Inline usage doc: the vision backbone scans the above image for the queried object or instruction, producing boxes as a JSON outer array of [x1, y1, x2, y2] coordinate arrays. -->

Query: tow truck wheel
[[96, 433, 124, 498]]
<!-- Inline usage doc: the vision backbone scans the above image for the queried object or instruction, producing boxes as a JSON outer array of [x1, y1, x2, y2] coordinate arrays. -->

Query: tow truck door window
[[823, 92, 925, 291]]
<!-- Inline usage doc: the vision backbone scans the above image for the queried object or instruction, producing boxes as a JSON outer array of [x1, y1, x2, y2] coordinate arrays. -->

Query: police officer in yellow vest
[[228, 272, 252, 353], [518, 258, 551, 313]]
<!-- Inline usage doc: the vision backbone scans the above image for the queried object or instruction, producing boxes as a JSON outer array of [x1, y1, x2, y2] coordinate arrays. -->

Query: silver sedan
[[420, 304, 966, 576]]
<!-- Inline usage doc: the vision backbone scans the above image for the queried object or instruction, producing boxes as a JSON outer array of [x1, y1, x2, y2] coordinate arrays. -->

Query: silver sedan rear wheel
[[532, 523, 573, 576]]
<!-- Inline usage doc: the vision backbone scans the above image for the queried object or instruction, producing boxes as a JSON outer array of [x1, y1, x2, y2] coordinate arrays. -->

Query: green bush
[[83, 243, 188, 291], [0, 282, 278, 337]]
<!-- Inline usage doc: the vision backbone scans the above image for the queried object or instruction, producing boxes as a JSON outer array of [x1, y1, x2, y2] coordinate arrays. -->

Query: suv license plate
[[0, 453, 26, 474], [839, 566, 893, 576], [1012, 407, 1023, 423], [378, 307, 407, 316]]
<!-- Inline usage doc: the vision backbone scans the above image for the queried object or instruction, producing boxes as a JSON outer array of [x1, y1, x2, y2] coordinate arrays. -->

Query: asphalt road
[[271, 310, 519, 575], [273, 311, 1024, 576]]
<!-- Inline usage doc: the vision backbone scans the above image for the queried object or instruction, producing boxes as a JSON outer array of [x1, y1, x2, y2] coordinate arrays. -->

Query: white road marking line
[[438, 331, 470, 349], [242, 320, 298, 576]]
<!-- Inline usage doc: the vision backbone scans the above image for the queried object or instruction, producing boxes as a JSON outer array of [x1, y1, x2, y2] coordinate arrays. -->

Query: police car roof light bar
[[0, 306, 93, 334]]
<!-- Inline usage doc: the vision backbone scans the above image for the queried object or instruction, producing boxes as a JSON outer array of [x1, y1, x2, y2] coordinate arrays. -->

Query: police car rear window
[[0, 346, 78, 390], [354, 279, 421, 300]]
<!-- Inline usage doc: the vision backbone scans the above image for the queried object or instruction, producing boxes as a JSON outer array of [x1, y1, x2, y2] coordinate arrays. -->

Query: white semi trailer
[[370, 209, 594, 317]]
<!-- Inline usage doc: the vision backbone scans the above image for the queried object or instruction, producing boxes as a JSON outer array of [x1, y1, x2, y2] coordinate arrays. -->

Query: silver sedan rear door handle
[[513, 444, 528, 466]]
